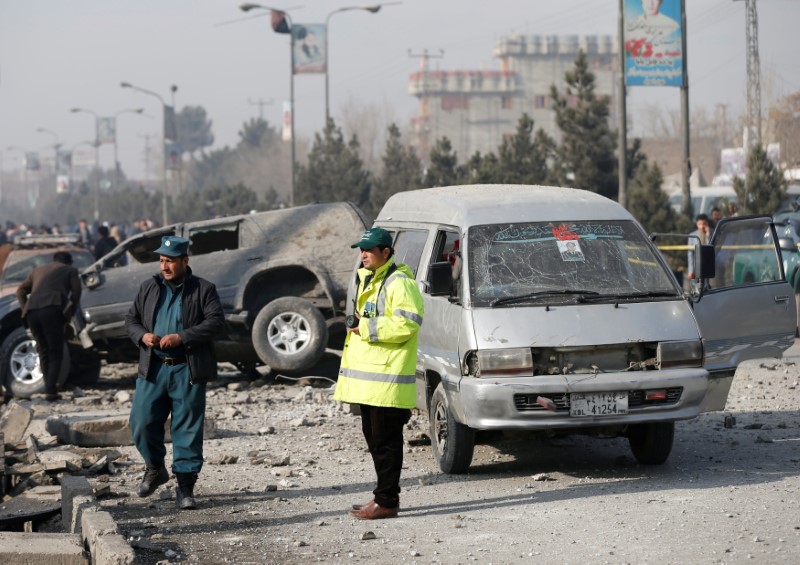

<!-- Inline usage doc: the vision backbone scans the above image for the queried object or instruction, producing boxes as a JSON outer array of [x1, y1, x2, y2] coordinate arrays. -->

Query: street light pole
[[240, 3, 297, 207], [70, 107, 101, 221], [324, 4, 385, 124], [112, 108, 144, 191], [120, 82, 169, 226]]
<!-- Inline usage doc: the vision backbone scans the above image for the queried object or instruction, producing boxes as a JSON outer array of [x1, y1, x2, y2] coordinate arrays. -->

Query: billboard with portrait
[[97, 117, 116, 144], [292, 23, 326, 74], [624, 0, 684, 87]]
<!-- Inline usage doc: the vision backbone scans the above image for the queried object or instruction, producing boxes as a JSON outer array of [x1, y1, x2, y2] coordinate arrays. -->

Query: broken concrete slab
[[0, 492, 62, 531], [46, 410, 216, 447], [70, 494, 100, 535], [81, 510, 136, 565], [0, 532, 87, 564], [61, 475, 94, 531], [0, 401, 33, 446]]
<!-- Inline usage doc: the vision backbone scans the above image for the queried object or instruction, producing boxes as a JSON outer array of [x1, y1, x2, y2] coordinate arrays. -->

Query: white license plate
[[570, 392, 628, 417]]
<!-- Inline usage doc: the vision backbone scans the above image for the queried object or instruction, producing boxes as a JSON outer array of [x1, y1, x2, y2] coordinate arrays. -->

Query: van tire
[[251, 297, 328, 374], [0, 327, 69, 398], [627, 422, 674, 465], [430, 383, 475, 474]]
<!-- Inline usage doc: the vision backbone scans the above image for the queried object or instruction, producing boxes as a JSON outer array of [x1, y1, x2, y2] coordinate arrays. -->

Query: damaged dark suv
[[79, 202, 368, 377]]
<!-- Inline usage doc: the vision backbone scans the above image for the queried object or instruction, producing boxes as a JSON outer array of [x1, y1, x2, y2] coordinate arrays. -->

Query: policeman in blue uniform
[[125, 235, 225, 510]]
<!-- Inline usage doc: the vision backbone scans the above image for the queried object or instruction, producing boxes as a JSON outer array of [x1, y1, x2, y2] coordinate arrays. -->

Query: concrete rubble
[[0, 399, 137, 564]]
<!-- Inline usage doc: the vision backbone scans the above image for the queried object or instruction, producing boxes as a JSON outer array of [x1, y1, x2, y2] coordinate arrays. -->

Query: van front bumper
[[456, 368, 715, 430]]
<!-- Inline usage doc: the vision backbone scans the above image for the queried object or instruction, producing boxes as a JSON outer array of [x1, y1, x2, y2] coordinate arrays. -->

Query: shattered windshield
[[468, 220, 678, 307]]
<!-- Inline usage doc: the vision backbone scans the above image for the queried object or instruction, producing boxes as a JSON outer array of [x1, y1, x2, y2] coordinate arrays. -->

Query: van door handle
[[248, 256, 262, 262], [775, 295, 790, 303]]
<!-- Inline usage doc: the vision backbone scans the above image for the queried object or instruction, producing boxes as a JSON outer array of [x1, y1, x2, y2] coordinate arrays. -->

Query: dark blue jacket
[[124, 267, 225, 384]]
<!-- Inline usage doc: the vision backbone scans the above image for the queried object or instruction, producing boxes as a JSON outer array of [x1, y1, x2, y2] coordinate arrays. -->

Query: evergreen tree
[[238, 118, 279, 150], [423, 137, 463, 187], [496, 113, 550, 184], [550, 50, 617, 199], [463, 151, 501, 184], [627, 161, 689, 235], [295, 119, 371, 206], [368, 124, 423, 217], [733, 143, 787, 215], [176, 106, 215, 157]]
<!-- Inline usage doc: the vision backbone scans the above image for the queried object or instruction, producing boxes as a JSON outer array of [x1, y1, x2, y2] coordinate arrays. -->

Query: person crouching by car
[[334, 227, 424, 520], [124, 236, 224, 510], [16, 251, 81, 401]]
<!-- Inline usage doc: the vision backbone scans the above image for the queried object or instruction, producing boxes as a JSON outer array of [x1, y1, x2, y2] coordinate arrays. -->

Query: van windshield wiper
[[490, 290, 600, 307], [576, 291, 679, 302]]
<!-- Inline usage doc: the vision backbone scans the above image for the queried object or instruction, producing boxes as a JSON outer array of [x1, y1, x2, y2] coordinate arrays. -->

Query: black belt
[[159, 356, 187, 366]]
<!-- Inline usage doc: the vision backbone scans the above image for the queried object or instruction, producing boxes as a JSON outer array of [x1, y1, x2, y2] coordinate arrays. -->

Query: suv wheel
[[0, 327, 69, 398], [430, 383, 475, 474], [251, 297, 328, 374]]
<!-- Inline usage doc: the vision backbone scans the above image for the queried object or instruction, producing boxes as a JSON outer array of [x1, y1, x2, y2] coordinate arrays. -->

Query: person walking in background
[[334, 227, 424, 520], [16, 251, 82, 401], [124, 236, 225, 510], [687, 213, 712, 281], [93, 225, 119, 260], [76, 218, 93, 250]]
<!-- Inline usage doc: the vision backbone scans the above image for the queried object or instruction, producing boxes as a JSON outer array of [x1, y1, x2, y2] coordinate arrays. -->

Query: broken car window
[[468, 220, 678, 306]]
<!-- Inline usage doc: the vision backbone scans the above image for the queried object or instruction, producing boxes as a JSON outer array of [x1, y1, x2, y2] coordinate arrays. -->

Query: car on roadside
[[358, 185, 796, 474], [0, 234, 97, 398], [78, 202, 368, 378]]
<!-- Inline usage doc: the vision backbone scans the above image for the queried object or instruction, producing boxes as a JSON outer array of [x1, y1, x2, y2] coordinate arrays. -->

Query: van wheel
[[251, 297, 328, 374], [627, 422, 674, 465], [0, 327, 69, 398], [430, 383, 475, 474]]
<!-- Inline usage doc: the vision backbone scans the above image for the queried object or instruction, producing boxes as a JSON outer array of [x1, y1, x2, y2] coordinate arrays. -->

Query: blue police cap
[[154, 235, 190, 257]]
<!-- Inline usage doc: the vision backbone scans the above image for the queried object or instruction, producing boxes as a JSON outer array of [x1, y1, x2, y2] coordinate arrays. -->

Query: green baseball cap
[[351, 227, 393, 249]]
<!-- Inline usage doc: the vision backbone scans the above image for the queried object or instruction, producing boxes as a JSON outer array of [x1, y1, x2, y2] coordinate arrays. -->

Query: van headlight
[[464, 348, 533, 377], [657, 340, 702, 369]]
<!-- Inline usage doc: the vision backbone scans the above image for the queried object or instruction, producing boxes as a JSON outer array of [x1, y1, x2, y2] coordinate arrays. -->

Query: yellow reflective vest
[[334, 258, 424, 409]]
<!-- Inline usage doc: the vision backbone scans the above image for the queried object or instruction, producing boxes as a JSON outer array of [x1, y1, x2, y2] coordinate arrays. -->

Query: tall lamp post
[[324, 4, 386, 124], [120, 82, 170, 226], [113, 108, 144, 190], [35, 128, 61, 174], [240, 3, 296, 207], [70, 107, 102, 221]]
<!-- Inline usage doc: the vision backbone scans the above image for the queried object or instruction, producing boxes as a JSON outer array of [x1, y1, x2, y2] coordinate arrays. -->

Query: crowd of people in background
[[0, 218, 160, 258]]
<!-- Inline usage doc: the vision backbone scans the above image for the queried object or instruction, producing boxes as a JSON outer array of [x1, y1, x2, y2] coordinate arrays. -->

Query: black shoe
[[176, 472, 198, 510], [45, 392, 61, 402], [136, 464, 169, 497]]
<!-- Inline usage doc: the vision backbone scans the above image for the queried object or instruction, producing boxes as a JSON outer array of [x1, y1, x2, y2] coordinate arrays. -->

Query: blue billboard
[[624, 0, 684, 87]]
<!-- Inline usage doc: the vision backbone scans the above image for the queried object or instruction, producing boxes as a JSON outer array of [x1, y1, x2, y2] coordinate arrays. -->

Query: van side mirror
[[694, 244, 716, 280], [428, 261, 452, 296]]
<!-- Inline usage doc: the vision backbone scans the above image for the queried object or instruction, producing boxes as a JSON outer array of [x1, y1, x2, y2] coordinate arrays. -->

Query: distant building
[[408, 34, 620, 162]]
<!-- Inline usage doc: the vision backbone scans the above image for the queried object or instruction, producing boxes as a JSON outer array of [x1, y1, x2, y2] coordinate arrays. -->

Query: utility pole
[[617, 0, 628, 209], [248, 98, 274, 120], [744, 0, 761, 147]]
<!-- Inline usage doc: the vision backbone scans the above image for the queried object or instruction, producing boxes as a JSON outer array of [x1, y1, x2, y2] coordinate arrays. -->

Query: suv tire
[[251, 297, 328, 374], [0, 327, 69, 398], [430, 383, 475, 474]]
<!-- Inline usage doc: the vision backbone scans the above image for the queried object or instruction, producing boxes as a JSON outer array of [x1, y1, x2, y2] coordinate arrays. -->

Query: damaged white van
[[368, 185, 796, 473]]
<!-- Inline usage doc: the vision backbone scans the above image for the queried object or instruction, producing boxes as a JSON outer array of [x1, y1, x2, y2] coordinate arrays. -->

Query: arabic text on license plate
[[570, 392, 628, 417]]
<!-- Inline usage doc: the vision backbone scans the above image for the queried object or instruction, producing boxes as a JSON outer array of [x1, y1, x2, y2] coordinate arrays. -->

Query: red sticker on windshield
[[552, 224, 579, 241]]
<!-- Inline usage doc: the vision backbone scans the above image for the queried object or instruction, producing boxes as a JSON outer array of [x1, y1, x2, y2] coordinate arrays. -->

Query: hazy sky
[[1, 0, 799, 179]]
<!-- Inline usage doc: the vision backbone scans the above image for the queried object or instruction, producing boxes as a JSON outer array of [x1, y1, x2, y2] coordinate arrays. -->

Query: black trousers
[[26, 306, 66, 395], [359, 404, 411, 509]]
